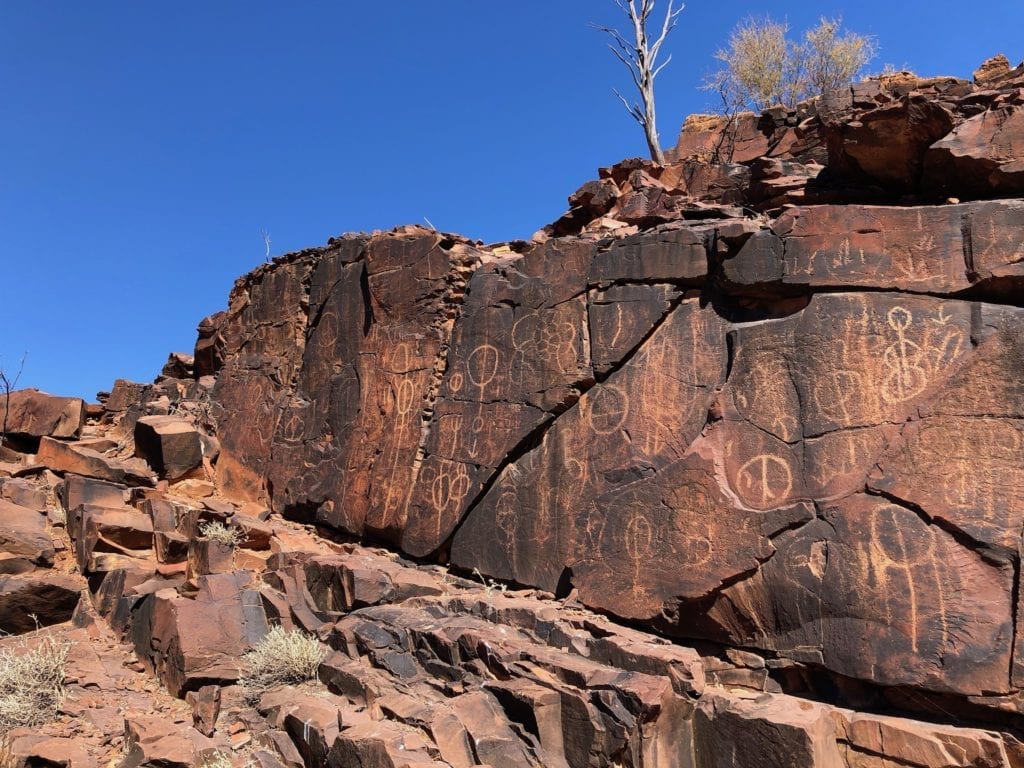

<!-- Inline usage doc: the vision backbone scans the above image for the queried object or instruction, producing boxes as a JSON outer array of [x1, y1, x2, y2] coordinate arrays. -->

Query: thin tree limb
[[593, 0, 682, 163], [0, 352, 27, 450]]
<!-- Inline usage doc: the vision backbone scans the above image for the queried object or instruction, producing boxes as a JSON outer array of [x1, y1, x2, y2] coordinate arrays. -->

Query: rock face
[[1, 389, 85, 445], [2, 56, 1024, 767], [174, 59, 1024, 728]]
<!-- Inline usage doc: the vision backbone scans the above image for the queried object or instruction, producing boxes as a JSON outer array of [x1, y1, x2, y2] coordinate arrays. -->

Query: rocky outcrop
[[546, 57, 1024, 239], [190, 203, 1024, 707], [171, 57, 1024, 745], [1, 389, 85, 448], [2, 55, 1024, 767]]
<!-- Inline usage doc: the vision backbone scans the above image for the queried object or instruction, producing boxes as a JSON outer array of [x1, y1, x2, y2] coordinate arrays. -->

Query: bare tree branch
[[613, 88, 646, 126], [0, 352, 27, 450], [652, 53, 674, 80], [594, 0, 684, 164], [604, 41, 643, 92], [650, 1, 683, 60]]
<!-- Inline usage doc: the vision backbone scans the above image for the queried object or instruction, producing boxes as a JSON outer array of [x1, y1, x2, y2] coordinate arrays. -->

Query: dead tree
[[0, 353, 26, 450], [593, 0, 684, 165]]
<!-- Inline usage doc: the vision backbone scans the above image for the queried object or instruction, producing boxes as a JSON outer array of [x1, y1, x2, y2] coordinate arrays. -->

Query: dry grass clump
[[0, 634, 69, 732], [197, 751, 234, 768], [240, 626, 325, 697], [198, 520, 243, 547]]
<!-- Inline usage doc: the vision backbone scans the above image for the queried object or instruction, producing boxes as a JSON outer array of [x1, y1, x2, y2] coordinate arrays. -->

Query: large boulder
[[1, 389, 84, 443], [924, 104, 1024, 197], [0, 498, 55, 569], [130, 571, 269, 696], [133, 415, 203, 480], [36, 437, 155, 486], [0, 572, 82, 633]]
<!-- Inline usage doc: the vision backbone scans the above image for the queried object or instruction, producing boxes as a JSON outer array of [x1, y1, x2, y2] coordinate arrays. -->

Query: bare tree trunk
[[594, 0, 683, 165], [0, 353, 26, 450], [633, 5, 666, 164]]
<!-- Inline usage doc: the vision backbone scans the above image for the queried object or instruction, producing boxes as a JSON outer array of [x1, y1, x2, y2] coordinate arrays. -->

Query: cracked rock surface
[[2, 56, 1024, 766]]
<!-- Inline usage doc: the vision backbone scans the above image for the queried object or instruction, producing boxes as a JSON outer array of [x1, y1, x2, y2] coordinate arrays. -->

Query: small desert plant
[[0, 633, 70, 732], [198, 520, 243, 547], [240, 626, 325, 697], [472, 567, 509, 597], [198, 751, 234, 768]]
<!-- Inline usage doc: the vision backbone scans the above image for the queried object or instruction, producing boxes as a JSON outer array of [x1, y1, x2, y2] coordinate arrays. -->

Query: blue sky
[[2, 2, 1021, 401]]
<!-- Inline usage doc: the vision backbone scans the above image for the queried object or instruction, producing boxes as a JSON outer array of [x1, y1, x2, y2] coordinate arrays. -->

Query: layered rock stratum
[[1, 56, 1023, 767]]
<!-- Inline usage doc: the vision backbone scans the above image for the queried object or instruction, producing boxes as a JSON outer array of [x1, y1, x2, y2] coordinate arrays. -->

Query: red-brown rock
[[925, 104, 1024, 197], [133, 415, 203, 480], [0, 498, 55, 569], [36, 437, 155, 486], [0, 389, 85, 443], [131, 572, 269, 696], [0, 572, 82, 633]]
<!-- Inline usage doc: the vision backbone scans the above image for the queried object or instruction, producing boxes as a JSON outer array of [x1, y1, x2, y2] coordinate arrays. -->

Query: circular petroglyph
[[586, 385, 629, 435], [467, 344, 500, 388], [735, 455, 793, 510]]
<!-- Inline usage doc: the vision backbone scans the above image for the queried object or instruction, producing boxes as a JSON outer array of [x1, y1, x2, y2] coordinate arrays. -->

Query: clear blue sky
[[2, 2, 1021, 401]]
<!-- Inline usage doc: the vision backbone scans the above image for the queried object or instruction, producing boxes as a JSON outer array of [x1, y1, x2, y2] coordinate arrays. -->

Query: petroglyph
[[811, 366, 865, 426], [881, 307, 929, 404], [666, 483, 716, 568], [511, 313, 578, 370], [890, 233, 937, 281], [877, 417, 1024, 548], [797, 296, 970, 433], [466, 343, 500, 390], [584, 385, 629, 435], [277, 402, 309, 445], [735, 455, 794, 510], [312, 310, 340, 351], [805, 427, 890, 498], [494, 487, 520, 562], [394, 378, 417, 419], [865, 503, 943, 654], [428, 459, 472, 517], [448, 371, 465, 394]]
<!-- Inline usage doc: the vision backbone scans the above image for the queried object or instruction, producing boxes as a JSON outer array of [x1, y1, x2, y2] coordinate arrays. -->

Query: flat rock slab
[[36, 436, 154, 486], [1, 389, 85, 441]]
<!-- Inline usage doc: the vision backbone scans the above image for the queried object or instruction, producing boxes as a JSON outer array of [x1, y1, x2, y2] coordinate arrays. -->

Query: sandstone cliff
[[1, 56, 1023, 767]]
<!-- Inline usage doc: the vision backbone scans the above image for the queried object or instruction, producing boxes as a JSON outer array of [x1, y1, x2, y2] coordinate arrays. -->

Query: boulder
[[159, 352, 195, 380], [0, 388, 85, 442], [133, 415, 203, 480], [58, 474, 126, 513], [121, 715, 196, 768], [0, 498, 55, 568], [36, 437, 155, 486], [0, 735, 95, 768], [924, 104, 1024, 197], [130, 572, 269, 696]]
